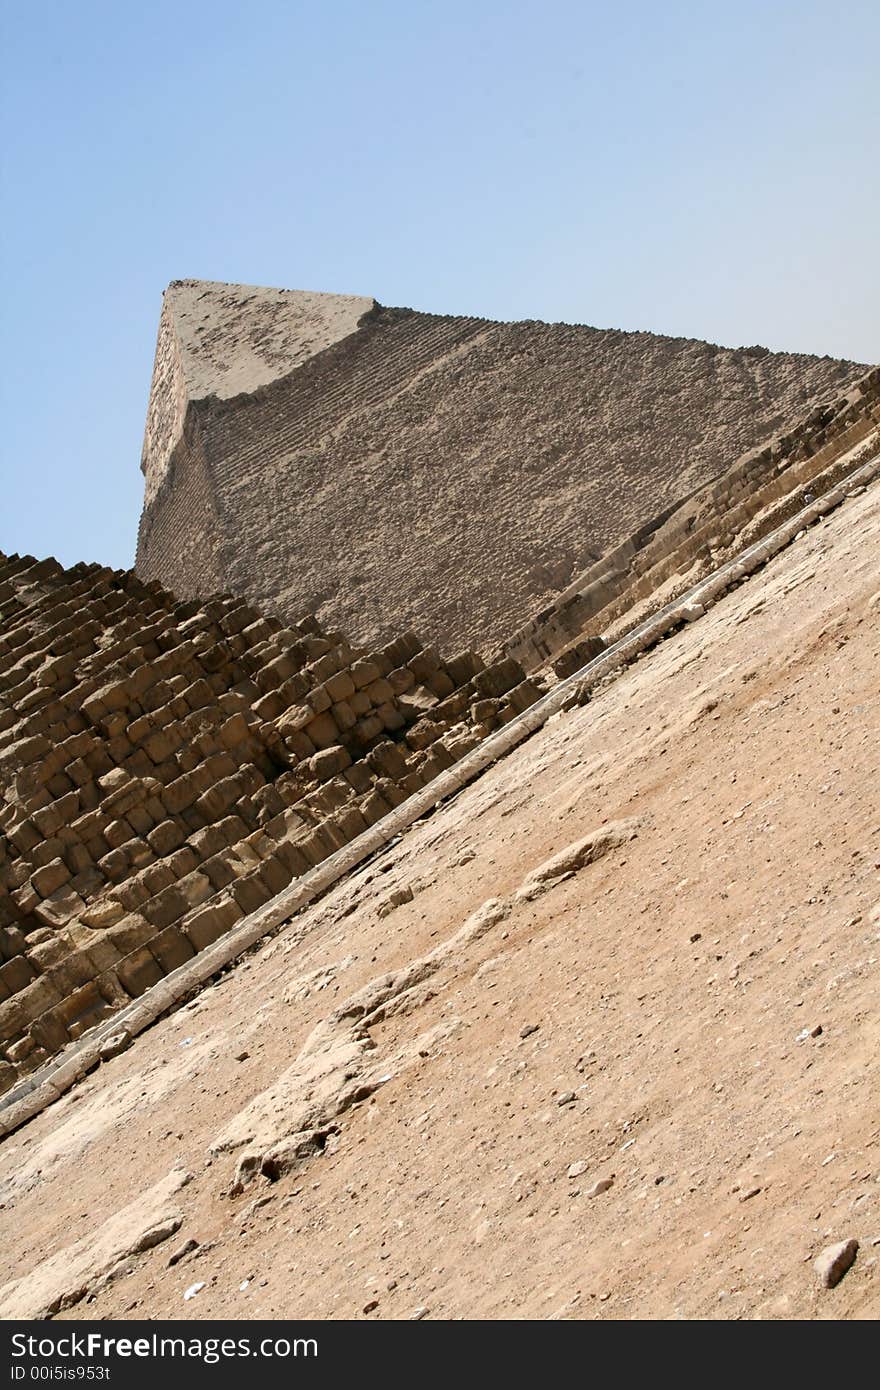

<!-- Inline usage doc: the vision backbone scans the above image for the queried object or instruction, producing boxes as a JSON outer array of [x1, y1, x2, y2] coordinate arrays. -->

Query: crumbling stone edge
[[1, 451, 876, 1140]]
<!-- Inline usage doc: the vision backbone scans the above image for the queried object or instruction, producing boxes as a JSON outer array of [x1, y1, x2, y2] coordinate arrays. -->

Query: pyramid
[[136, 280, 867, 651]]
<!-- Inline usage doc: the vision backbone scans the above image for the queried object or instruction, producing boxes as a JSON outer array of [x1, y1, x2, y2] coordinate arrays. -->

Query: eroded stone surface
[[137, 280, 867, 651], [0, 554, 542, 1091]]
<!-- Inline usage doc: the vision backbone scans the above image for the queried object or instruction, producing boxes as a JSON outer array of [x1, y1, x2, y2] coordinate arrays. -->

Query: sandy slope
[[1, 482, 878, 1321]]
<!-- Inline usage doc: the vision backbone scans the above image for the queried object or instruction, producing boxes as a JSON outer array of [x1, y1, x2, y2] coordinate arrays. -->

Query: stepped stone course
[[0, 552, 542, 1091], [508, 365, 880, 669], [136, 279, 866, 651]]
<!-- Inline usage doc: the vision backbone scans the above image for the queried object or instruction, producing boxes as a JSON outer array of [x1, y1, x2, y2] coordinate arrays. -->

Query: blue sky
[[1, 0, 878, 570]]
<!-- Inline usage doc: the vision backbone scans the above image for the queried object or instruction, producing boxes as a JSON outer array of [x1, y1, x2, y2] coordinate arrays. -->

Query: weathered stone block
[[408, 648, 440, 682], [201, 853, 238, 890], [32, 790, 80, 838], [30, 834, 66, 869], [194, 777, 241, 821], [83, 935, 123, 974], [388, 666, 415, 695], [34, 881, 87, 929], [324, 669, 355, 703], [377, 702, 406, 733], [106, 914, 155, 954], [445, 650, 485, 685], [306, 710, 341, 750], [259, 855, 292, 895], [0, 975, 63, 1040], [143, 885, 188, 929], [218, 712, 250, 748], [274, 840, 312, 876], [149, 925, 196, 973], [0, 925, 28, 961], [47, 949, 97, 996], [425, 670, 455, 700], [473, 657, 523, 699], [96, 846, 133, 883], [143, 728, 179, 763], [116, 946, 165, 997], [7, 818, 42, 855], [309, 746, 352, 780], [146, 818, 186, 856], [229, 872, 272, 914], [331, 700, 357, 732], [405, 719, 440, 751], [29, 1009, 72, 1054], [504, 678, 543, 715], [34, 927, 76, 973], [183, 898, 241, 950], [162, 772, 199, 815], [31, 857, 71, 898], [366, 741, 409, 780], [0, 955, 35, 994], [104, 817, 135, 850], [177, 870, 213, 909], [332, 805, 370, 841], [127, 805, 155, 836], [352, 715, 384, 748], [365, 677, 394, 706], [61, 981, 114, 1036], [359, 789, 394, 825]]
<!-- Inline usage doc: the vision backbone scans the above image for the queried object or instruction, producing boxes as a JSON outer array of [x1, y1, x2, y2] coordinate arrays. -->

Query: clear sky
[[1, 0, 878, 572]]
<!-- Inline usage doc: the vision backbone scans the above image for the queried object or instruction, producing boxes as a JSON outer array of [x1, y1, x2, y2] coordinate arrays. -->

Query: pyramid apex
[[141, 279, 376, 499], [161, 279, 376, 402]]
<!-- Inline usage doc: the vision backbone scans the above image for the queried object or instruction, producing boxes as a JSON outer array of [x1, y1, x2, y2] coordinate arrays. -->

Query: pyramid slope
[[3, 478, 879, 1319], [138, 282, 869, 650]]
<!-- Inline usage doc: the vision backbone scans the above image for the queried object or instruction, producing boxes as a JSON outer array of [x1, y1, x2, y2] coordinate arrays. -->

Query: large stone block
[[106, 913, 156, 954], [183, 898, 242, 950], [0, 975, 63, 1040], [31, 857, 70, 898], [305, 710, 341, 750], [149, 925, 196, 973]]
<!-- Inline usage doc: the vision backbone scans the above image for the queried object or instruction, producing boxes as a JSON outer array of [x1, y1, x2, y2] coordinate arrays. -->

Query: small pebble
[[585, 1176, 614, 1198]]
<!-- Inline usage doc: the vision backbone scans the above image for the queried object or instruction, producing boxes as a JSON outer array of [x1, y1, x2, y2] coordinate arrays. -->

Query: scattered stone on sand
[[682, 602, 706, 622], [100, 1031, 132, 1061], [814, 1239, 858, 1288], [796, 1024, 823, 1041], [585, 1177, 614, 1198], [167, 1238, 199, 1267]]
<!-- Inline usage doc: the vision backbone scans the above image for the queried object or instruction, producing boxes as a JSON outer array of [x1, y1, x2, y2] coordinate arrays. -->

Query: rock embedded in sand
[[813, 1239, 858, 1288]]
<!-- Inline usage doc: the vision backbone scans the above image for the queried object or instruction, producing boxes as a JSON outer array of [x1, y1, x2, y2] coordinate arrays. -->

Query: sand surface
[[2, 481, 878, 1321]]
